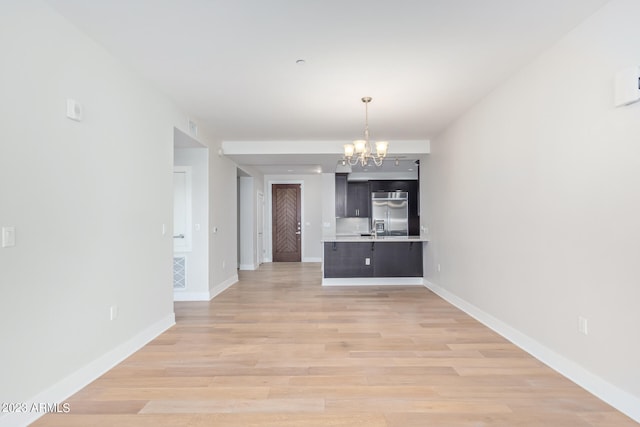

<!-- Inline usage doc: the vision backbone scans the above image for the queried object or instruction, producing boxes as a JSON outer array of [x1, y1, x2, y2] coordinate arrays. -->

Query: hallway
[[34, 263, 636, 426]]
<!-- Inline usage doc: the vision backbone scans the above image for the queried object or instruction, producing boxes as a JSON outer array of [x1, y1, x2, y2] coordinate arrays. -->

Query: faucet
[[372, 219, 384, 237]]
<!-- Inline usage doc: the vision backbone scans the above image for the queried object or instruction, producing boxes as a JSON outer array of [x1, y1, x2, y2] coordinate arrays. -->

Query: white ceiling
[[45, 0, 609, 174]]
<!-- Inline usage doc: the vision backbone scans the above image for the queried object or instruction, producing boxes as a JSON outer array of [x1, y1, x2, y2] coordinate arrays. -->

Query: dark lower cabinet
[[324, 242, 423, 278], [372, 242, 423, 277], [323, 242, 374, 278]]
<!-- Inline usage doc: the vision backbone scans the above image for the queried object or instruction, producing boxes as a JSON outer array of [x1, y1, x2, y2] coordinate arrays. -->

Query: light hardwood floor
[[34, 262, 637, 426]]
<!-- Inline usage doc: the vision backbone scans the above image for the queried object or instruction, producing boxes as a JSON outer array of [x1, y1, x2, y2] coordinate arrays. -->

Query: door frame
[[265, 180, 304, 262], [257, 191, 265, 265], [173, 166, 193, 253]]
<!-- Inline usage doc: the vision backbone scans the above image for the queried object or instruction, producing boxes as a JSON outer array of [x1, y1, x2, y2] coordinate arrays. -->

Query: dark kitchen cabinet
[[323, 242, 374, 278], [346, 181, 370, 218], [335, 175, 370, 218], [372, 242, 423, 277], [335, 173, 348, 218], [323, 241, 423, 278]]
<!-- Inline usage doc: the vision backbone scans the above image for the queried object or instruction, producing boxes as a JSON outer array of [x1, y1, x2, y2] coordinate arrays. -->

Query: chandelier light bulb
[[344, 144, 355, 158], [376, 141, 388, 157], [354, 140, 367, 154]]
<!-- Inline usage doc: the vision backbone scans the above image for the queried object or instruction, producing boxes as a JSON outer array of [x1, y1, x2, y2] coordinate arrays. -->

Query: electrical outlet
[[578, 316, 588, 335], [365, 257, 370, 266], [437, 263, 441, 272], [110, 305, 119, 321]]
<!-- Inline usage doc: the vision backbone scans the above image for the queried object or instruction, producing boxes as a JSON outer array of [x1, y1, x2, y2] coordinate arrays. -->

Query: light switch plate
[[2, 226, 16, 248], [66, 99, 83, 121]]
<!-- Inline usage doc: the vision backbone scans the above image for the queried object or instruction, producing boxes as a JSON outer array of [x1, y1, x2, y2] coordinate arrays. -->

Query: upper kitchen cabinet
[[346, 181, 370, 218], [335, 174, 370, 218], [335, 173, 348, 218]]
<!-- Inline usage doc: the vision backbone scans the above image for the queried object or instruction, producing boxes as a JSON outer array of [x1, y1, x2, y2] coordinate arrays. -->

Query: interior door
[[272, 184, 301, 262], [173, 168, 192, 252]]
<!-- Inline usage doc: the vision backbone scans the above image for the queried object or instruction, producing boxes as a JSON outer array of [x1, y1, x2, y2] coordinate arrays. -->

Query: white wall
[[265, 174, 323, 262], [321, 173, 337, 238], [239, 176, 256, 270], [237, 166, 267, 270], [207, 146, 241, 297], [0, 1, 197, 424], [174, 147, 209, 300], [423, 0, 640, 420]]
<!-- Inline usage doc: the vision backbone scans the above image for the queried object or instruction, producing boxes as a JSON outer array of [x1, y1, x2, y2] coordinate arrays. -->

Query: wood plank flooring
[[33, 262, 637, 426]]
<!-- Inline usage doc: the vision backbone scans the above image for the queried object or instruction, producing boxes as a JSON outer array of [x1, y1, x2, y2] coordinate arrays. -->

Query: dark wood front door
[[272, 184, 301, 262]]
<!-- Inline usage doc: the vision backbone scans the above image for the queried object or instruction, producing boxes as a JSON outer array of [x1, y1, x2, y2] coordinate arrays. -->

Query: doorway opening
[[237, 168, 258, 270], [172, 127, 209, 301]]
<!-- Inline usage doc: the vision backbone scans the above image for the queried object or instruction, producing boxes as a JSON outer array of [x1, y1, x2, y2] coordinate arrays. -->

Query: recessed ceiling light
[[408, 168, 414, 171], [287, 169, 294, 172], [295, 59, 306, 65]]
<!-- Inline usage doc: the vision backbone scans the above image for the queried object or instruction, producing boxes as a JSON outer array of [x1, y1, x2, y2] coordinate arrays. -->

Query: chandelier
[[343, 97, 388, 167]]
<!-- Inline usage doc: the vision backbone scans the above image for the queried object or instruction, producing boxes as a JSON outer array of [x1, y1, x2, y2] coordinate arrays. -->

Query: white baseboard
[[209, 273, 238, 299], [173, 291, 212, 301], [0, 314, 175, 427], [239, 263, 257, 271], [173, 274, 239, 301], [423, 279, 640, 424], [323, 277, 424, 286], [253, 258, 320, 264]]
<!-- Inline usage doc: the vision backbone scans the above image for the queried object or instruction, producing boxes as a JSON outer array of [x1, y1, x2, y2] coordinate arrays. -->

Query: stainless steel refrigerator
[[371, 192, 409, 236]]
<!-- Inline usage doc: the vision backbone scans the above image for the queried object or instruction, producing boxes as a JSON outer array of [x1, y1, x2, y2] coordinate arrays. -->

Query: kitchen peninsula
[[329, 169, 427, 285], [322, 235, 429, 286]]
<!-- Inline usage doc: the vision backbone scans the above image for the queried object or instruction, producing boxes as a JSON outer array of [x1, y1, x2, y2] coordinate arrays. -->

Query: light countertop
[[322, 235, 429, 243]]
